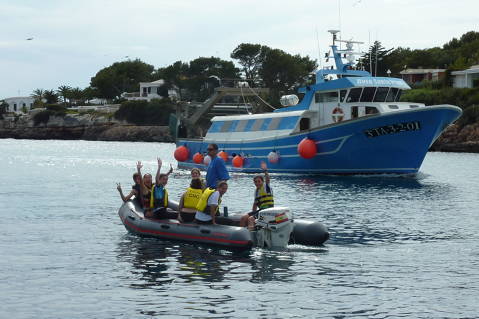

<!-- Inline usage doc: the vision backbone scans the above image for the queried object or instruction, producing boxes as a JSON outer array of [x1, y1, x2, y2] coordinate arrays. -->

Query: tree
[[231, 43, 269, 84], [57, 85, 72, 105], [0, 100, 8, 119], [260, 48, 317, 99], [90, 59, 155, 99], [43, 90, 59, 104], [359, 41, 394, 76], [31, 88, 45, 107], [155, 61, 189, 99]]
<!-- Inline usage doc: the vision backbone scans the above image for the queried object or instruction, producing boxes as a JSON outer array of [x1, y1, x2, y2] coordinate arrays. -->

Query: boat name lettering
[[364, 121, 421, 138]]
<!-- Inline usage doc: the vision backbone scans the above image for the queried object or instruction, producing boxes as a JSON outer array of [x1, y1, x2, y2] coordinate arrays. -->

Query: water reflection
[[115, 235, 311, 289]]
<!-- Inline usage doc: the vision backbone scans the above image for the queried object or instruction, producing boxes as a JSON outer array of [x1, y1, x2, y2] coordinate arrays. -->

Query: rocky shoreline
[[1, 112, 478, 152], [0, 112, 173, 143]]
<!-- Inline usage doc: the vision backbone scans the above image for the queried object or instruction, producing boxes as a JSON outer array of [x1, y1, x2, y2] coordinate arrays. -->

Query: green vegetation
[[114, 99, 175, 125], [32, 104, 68, 126]]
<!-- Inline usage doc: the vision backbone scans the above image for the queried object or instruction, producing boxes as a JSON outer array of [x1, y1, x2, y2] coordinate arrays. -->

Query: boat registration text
[[364, 121, 421, 138]]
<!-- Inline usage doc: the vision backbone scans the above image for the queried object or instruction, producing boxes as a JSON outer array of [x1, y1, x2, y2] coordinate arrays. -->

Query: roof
[[451, 65, 479, 75], [400, 69, 446, 75], [210, 110, 306, 122]]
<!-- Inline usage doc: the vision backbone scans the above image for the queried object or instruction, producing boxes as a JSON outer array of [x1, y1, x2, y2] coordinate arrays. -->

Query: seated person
[[240, 161, 274, 230], [194, 181, 228, 225], [116, 172, 143, 208], [191, 168, 206, 189], [178, 178, 204, 223], [149, 173, 169, 219]]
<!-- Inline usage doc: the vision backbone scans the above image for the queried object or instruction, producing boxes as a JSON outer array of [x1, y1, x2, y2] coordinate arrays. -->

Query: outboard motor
[[252, 207, 294, 249]]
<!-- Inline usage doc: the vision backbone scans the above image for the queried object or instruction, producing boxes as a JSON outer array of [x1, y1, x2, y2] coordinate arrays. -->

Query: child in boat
[[116, 172, 142, 207], [190, 168, 206, 189], [137, 158, 173, 219], [239, 161, 274, 230], [178, 178, 204, 223]]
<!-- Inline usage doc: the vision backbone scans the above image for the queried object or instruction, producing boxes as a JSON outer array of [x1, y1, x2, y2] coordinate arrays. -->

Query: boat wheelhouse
[[175, 31, 462, 174]]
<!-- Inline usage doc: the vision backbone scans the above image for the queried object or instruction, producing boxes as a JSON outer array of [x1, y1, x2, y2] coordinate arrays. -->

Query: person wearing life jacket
[[116, 172, 143, 208], [191, 168, 206, 190], [178, 178, 204, 223], [148, 173, 169, 219], [194, 181, 228, 225], [239, 161, 274, 229]]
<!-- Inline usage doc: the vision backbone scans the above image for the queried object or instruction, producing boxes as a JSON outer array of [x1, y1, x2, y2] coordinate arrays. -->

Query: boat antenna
[[338, 0, 342, 50], [368, 30, 372, 74], [315, 27, 322, 70]]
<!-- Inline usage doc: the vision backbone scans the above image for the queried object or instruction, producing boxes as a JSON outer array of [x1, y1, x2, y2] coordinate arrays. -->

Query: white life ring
[[332, 107, 344, 123]]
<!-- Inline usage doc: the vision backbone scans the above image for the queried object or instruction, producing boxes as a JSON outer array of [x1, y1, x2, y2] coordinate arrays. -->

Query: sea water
[[0, 139, 478, 318]]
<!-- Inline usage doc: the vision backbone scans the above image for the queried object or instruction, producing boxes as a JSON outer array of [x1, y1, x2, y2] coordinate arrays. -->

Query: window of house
[[147, 87, 151, 93], [346, 88, 362, 102], [351, 106, 359, 119], [142, 87, 147, 93], [373, 87, 389, 102], [360, 87, 376, 102], [22, 103, 26, 107], [14, 103, 17, 111], [385, 87, 398, 102]]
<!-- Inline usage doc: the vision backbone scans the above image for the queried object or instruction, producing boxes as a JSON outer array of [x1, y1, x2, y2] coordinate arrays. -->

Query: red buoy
[[267, 151, 280, 164], [193, 152, 204, 164], [232, 155, 244, 168], [174, 145, 189, 162], [218, 151, 228, 162], [298, 138, 317, 159]]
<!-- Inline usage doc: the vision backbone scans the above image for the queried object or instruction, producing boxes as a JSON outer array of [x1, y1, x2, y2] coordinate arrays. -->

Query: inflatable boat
[[118, 199, 329, 250]]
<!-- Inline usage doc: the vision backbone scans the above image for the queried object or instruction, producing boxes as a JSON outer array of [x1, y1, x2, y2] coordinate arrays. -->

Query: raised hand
[[168, 163, 173, 175], [157, 157, 162, 167], [116, 183, 122, 192], [260, 161, 268, 171], [136, 161, 143, 170]]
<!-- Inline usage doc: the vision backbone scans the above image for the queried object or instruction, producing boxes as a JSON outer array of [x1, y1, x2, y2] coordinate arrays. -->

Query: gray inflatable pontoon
[[118, 199, 329, 250]]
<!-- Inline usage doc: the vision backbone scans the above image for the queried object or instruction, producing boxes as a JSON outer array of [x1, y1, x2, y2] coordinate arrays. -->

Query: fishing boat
[[174, 31, 462, 174], [118, 200, 329, 250]]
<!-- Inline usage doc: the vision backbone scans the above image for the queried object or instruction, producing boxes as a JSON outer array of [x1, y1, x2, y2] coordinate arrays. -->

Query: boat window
[[340, 90, 347, 102], [260, 118, 272, 131], [208, 121, 223, 133], [220, 121, 233, 132], [244, 119, 256, 131], [267, 117, 281, 130], [385, 87, 398, 102], [315, 91, 338, 103], [251, 119, 264, 131], [360, 87, 376, 102], [388, 105, 399, 109], [365, 106, 379, 115], [278, 116, 299, 129], [299, 118, 310, 131], [351, 106, 358, 119], [409, 105, 419, 108], [373, 87, 389, 102], [235, 120, 248, 132], [229, 120, 239, 131], [346, 88, 362, 102], [395, 89, 403, 102]]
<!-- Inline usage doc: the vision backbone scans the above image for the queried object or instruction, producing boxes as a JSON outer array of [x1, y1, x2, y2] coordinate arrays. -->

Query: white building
[[451, 65, 479, 88], [122, 79, 179, 101], [2, 97, 35, 113]]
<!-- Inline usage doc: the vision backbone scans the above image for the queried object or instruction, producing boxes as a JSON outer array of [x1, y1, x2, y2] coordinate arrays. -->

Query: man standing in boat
[[205, 143, 230, 188]]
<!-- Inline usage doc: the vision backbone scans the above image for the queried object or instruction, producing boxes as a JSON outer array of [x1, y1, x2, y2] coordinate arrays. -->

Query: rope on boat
[[246, 86, 277, 110]]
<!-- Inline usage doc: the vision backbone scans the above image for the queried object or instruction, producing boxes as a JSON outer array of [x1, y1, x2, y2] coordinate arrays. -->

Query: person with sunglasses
[[205, 143, 230, 189]]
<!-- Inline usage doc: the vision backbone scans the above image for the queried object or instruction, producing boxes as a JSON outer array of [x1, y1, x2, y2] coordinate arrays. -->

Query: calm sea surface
[[1, 139, 478, 318]]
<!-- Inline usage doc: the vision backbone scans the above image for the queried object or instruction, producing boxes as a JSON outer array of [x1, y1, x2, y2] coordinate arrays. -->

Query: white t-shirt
[[195, 191, 220, 221]]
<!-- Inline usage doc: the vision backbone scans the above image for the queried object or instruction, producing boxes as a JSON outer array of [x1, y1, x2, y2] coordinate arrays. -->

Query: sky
[[1, 0, 478, 98]]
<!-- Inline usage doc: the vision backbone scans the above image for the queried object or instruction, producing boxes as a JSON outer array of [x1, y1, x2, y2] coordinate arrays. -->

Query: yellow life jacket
[[195, 187, 221, 214], [150, 184, 169, 209], [255, 184, 274, 209], [183, 187, 203, 209]]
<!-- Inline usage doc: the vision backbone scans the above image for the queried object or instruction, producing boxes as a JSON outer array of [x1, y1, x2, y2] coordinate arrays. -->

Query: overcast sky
[[1, 0, 478, 98]]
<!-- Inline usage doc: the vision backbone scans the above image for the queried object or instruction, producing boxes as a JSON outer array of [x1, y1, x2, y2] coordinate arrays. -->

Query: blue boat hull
[[177, 105, 461, 174]]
